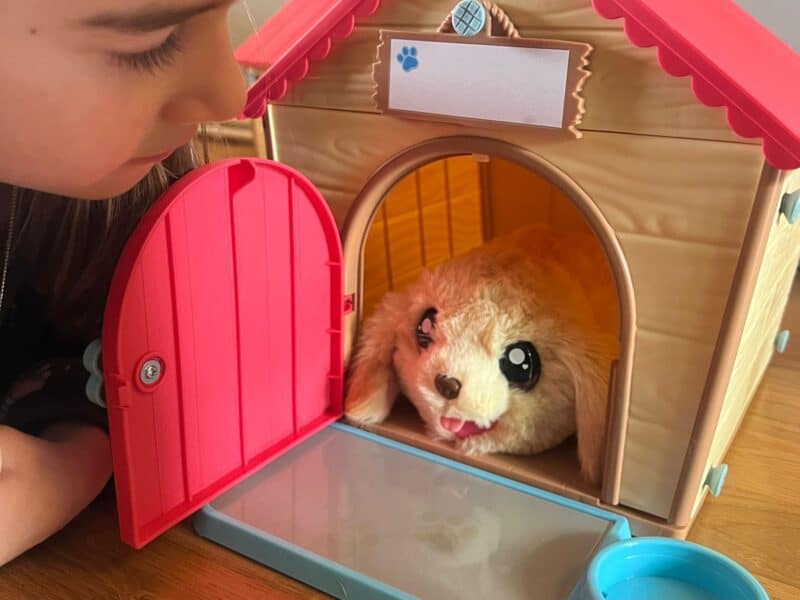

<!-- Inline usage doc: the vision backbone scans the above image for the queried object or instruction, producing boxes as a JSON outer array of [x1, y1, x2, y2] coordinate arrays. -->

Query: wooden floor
[[3, 282, 799, 599], [687, 365, 800, 599]]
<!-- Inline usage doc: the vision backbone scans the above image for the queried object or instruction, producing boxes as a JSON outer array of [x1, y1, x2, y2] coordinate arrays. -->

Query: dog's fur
[[344, 225, 618, 485]]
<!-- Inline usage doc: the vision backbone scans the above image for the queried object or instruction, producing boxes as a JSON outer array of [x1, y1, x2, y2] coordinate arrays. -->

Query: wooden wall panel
[[418, 162, 453, 267], [691, 170, 800, 516], [615, 234, 741, 517], [360, 156, 484, 317], [487, 157, 554, 237], [271, 106, 762, 247], [617, 233, 740, 343], [383, 172, 418, 217], [486, 158, 593, 238], [446, 158, 484, 256], [773, 280, 800, 371], [278, 27, 749, 144], [361, 211, 390, 318], [550, 187, 592, 234], [620, 330, 719, 517], [384, 211, 424, 287]]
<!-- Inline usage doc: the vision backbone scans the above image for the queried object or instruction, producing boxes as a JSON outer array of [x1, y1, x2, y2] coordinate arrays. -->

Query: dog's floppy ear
[[344, 291, 408, 425], [554, 332, 616, 486]]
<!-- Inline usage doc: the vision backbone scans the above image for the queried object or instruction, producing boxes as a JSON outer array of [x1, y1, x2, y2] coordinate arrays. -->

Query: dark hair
[[7, 140, 204, 344]]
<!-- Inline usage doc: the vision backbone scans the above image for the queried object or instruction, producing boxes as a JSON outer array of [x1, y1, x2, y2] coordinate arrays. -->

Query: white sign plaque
[[374, 31, 592, 137]]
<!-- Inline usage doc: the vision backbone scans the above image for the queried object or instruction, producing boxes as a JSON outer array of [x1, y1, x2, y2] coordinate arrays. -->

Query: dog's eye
[[416, 307, 437, 349], [499, 341, 541, 391]]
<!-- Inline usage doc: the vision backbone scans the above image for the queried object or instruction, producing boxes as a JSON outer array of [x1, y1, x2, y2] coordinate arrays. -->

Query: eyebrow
[[81, 1, 225, 33]]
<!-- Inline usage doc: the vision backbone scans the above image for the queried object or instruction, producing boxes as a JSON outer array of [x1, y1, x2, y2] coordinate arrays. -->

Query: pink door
[[101, 158, 344, 548]]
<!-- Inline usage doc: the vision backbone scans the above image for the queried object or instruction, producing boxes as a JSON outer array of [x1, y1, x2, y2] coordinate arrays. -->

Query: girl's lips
[[129, 149, 175, 164], [132, 129, 197, 165], [440, 416, 498, 439]]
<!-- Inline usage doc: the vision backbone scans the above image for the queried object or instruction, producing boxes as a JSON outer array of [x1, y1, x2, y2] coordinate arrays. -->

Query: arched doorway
[[341, 136, 636, 505]]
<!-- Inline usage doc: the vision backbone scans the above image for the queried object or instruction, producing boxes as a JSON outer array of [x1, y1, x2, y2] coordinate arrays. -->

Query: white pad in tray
[[195, 424, 629, 599]]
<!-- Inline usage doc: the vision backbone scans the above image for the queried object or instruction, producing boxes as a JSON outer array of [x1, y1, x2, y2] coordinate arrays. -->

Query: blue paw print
[[396, 46, 419, 72]]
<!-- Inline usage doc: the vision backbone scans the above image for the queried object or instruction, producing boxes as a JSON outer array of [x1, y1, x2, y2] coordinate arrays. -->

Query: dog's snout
[[435, 374, 461, 400]]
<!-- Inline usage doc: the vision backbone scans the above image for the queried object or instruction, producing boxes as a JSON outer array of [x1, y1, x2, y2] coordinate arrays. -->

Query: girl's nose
[[161, 19, 247, 124]]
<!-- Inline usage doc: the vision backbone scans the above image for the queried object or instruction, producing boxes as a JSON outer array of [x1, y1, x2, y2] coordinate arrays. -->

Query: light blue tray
[[194, 423, 631, 599]]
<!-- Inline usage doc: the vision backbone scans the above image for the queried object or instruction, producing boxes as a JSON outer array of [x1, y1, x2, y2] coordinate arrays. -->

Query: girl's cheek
[[66, 87, 160, 176]]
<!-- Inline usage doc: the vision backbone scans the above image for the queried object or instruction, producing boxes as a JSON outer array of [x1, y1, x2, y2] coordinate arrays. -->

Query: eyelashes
[[111, 30, 183, 74]]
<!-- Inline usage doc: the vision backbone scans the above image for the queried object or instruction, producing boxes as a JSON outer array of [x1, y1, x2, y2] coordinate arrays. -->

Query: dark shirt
[[0, 190, 108, 434]]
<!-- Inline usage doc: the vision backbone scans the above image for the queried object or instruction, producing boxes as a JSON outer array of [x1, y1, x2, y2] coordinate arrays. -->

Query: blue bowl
[[582, 537, 768, 600]]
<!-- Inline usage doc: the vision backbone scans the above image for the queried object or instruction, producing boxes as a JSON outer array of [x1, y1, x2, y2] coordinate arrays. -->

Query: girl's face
[[2, 1, 247, 199]]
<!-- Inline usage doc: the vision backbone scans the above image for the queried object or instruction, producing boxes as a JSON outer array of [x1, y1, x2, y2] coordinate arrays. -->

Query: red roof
[[236, 0, 800, 170], [235, 0, 381, 118], [592, 0, 799, 170]]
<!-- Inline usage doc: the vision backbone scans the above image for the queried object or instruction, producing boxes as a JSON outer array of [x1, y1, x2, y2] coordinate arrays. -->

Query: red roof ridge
[[236, 0, 381, 118], [591, 0, 800, 170]]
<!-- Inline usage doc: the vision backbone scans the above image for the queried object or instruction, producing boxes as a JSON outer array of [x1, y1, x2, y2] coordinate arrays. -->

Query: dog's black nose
[[435, 374, 461, 400]]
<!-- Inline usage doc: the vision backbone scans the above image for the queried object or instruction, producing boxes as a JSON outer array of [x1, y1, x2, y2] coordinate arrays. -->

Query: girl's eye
[[112, 31, 183, 73], [499, 341, 541, 391], [416, 307, 437, 350]]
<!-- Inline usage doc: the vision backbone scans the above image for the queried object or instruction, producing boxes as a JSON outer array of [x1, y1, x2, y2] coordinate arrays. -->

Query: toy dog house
[[90, 0, 799, 592], [227, 0, 800, 535]]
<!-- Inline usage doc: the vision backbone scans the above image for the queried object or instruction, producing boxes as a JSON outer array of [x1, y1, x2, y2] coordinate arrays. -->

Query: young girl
[[1, 0, 247, 565]]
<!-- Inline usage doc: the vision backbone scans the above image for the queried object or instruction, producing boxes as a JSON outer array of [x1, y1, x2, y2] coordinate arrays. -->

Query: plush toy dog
[[344, 225, 618, 485]]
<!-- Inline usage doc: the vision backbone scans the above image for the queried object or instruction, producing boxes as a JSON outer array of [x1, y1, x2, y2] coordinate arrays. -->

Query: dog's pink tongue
[[440, 417, 492, 439], [440, 417, 464, 433]]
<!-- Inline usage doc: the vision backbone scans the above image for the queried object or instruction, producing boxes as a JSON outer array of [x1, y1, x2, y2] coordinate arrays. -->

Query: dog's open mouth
[[440, 416, 498, 439]]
